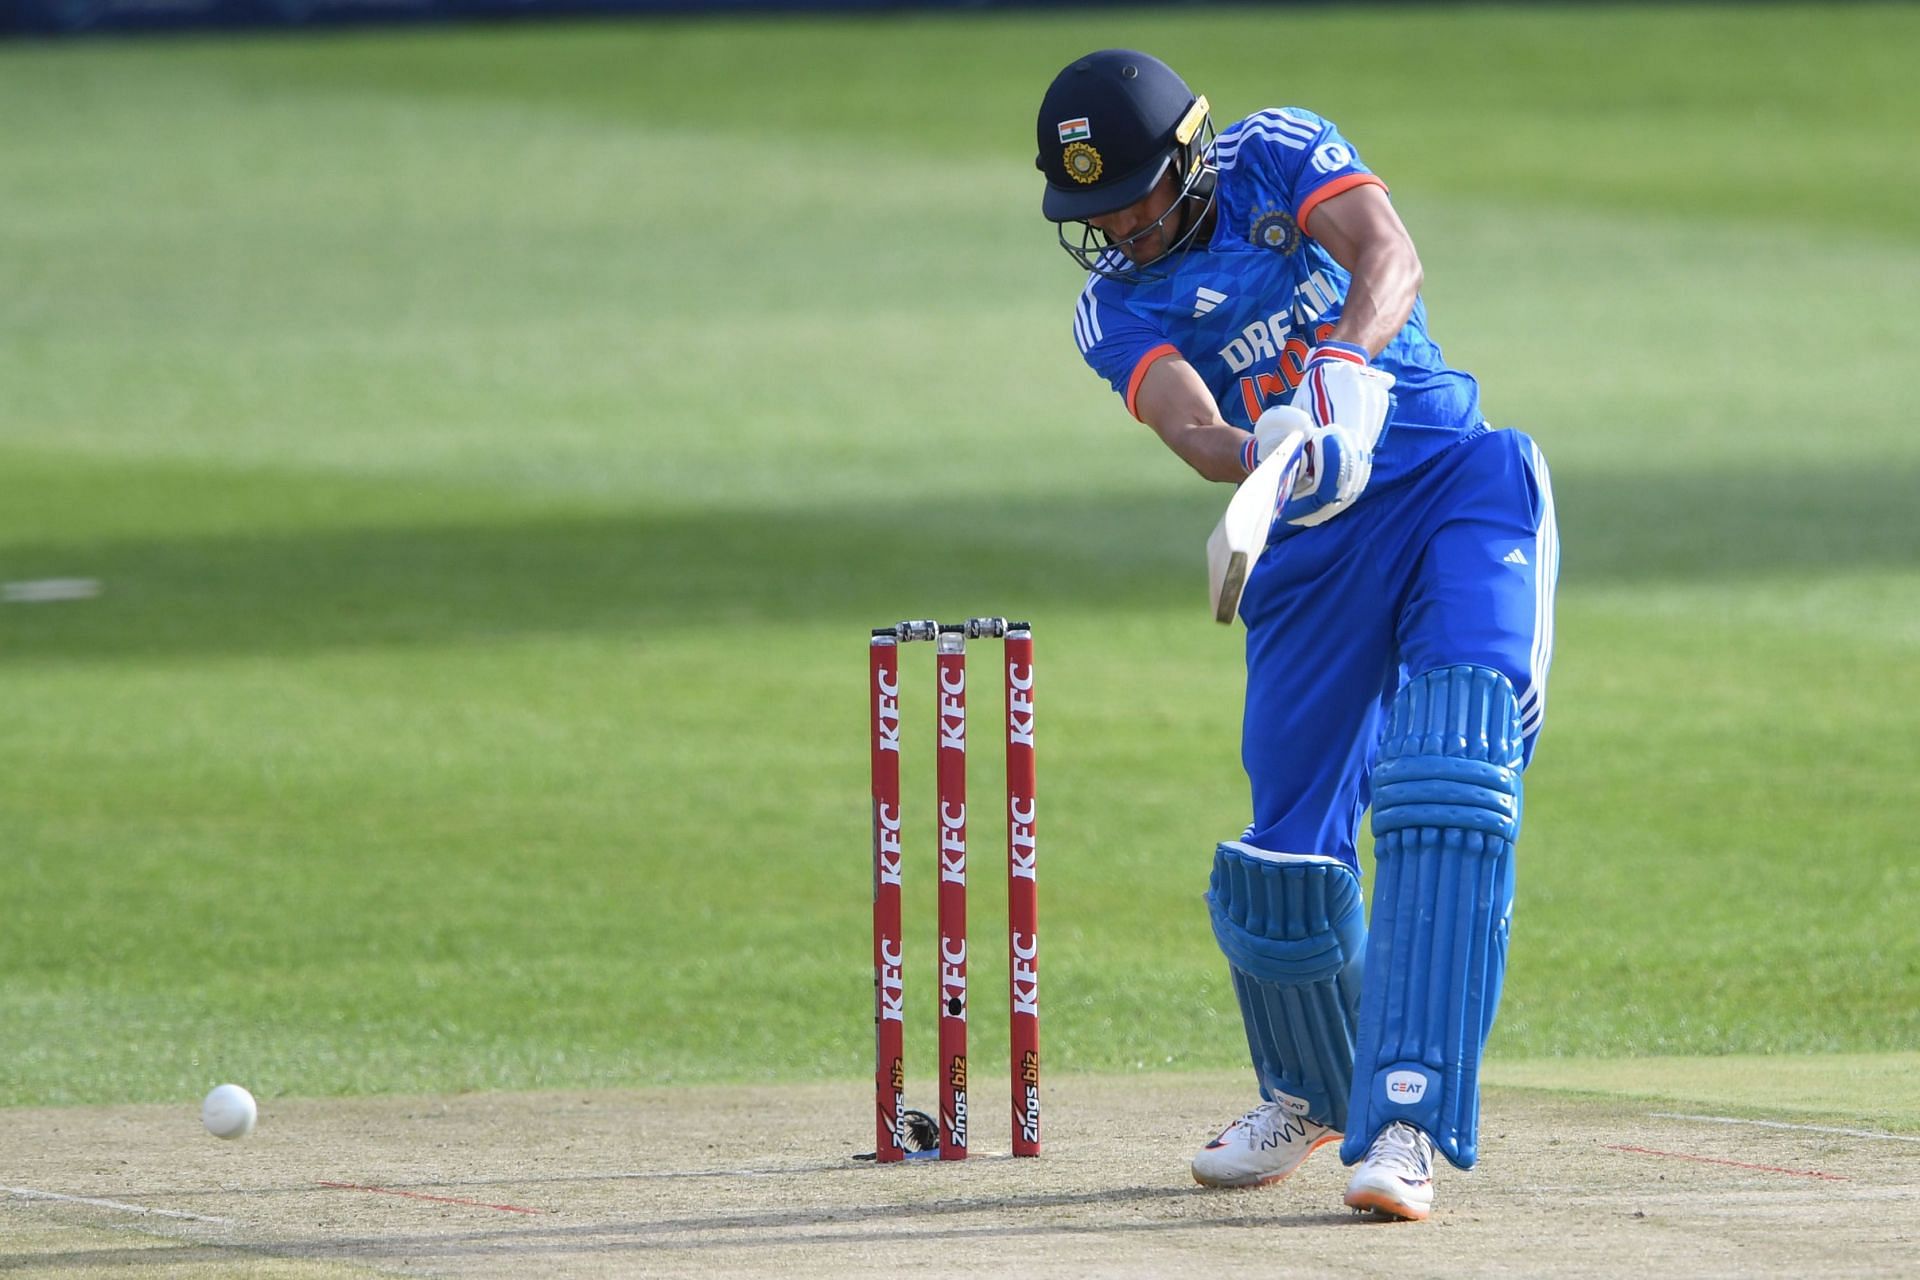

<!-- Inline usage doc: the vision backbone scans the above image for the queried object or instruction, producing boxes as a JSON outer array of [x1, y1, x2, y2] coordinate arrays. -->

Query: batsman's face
[[1086, 171, 1183, 265]]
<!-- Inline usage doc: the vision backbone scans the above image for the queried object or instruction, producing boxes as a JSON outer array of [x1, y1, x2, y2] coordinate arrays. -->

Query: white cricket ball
[[202, 1083, 258, 1140]]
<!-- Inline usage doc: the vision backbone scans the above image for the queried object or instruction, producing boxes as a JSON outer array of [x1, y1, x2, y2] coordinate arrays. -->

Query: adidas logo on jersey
[[1503, 548, 1529, 566], [1193, 286, 1228, 318]]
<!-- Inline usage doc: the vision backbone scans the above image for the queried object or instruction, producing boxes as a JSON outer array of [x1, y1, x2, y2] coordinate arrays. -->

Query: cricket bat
[[1207, 424, 1308, 625]]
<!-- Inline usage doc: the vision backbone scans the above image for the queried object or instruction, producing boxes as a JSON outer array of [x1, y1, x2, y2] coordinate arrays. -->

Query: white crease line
[[602, 1152, 1013, 1180], [2, 578, 101, 603], [600, 1163, 865, 1180], [1652, 1113, 1920, 1144], [6, 1186, 233, 1224]]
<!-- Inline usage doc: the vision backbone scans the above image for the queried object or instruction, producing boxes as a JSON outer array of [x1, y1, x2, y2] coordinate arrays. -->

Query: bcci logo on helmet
[[1251, 209, 1300, 256], [1061, 142, 1103, 185]]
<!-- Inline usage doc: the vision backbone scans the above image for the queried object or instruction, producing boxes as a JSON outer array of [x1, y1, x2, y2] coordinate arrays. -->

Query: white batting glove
[[1281, 343, 1396, 527], [1238, 404, 1311, 473], [1234, 399, 1370, 530]]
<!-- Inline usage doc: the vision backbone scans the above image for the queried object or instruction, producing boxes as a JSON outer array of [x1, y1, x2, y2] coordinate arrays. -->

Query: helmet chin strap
[[1174, 170, 1219, 241], [1159, 121, 1219, 254]]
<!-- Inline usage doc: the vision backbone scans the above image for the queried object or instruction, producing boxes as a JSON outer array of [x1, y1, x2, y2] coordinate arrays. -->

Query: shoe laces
[[1369, 1121, 1434, 1178], [1232, 1102, 1319, 1149]]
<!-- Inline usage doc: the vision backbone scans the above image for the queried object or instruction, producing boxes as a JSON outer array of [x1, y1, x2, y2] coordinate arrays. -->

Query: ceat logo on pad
[[1385, 1071, 1428, 1104]]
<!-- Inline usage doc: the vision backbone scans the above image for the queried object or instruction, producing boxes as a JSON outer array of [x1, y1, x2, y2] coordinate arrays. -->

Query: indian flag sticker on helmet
[[1057, 117, 1092, 143], [1062, 142, 1103, 184]]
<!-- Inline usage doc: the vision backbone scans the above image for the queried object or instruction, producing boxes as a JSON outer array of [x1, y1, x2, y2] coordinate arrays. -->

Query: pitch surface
[[7, 1075, 1918, 1278]]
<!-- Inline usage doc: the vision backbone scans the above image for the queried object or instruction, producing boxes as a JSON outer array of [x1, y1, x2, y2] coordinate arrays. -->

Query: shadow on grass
[[1, 464, 1915, 663]]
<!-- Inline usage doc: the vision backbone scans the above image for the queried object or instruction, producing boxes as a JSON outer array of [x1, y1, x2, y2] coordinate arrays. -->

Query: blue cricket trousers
[[1238, 426, 1559, 867]]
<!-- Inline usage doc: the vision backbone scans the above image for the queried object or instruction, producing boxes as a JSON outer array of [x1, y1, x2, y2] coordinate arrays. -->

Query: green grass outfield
[[2, 5, 1916, 1115]]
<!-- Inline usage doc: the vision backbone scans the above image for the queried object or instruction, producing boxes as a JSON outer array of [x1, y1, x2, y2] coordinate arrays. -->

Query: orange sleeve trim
[[1297, 173, 1388, 239], [1125, 343, 1181, 421]]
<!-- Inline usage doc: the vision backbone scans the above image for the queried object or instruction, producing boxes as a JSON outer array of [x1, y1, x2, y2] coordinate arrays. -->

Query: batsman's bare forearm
[[1330, 238, 1422, 358], [1156, 418, 1260, 484], [1305, 183, 1425, 359], [1133, 354, 1254, 483]]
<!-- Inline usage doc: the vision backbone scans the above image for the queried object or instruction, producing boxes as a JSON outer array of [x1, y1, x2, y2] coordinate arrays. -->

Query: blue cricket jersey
[[1072, 108, 1483, 494]]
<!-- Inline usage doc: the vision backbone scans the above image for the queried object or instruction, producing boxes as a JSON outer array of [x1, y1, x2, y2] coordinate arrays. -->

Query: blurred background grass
[[1, 4, 1915, 1106]]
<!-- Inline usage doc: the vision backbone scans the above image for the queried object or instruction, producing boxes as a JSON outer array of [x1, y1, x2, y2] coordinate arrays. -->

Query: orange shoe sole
[[1192, 1131, 1340, 1190], [1343, 1184, 1431, 1221]]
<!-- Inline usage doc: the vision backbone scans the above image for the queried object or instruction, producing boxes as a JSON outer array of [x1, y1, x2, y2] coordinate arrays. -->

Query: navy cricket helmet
[[1035, 50, 1216, 274]]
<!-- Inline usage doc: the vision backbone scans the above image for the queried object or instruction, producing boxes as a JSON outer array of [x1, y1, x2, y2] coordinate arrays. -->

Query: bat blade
[[1207, 429, 1307, 625]]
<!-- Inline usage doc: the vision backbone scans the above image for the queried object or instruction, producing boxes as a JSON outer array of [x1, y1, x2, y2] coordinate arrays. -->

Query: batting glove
[[1233, 395, 1371, 530], [1238, 404, 1311, 474], [1280, 342, 1396, 527]]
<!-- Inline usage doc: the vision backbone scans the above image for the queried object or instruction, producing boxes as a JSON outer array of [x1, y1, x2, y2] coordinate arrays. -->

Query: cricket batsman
[[1035, 50, 1559, 1220]]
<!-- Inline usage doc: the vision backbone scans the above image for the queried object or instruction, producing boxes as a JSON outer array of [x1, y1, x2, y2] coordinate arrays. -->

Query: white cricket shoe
[[1343, 1121, 1436, 1221], [1191, 1102, 1340, 1189]]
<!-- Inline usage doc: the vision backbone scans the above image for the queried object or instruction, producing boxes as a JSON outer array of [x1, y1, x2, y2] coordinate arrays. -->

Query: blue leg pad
[[1206, 841, 1366, 1130], [1341, 665, 1523, 1170]]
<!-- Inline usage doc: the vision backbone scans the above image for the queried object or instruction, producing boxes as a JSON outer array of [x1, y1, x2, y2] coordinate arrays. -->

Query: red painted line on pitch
[[315, 1181, 545, 1214], [1603, 1145, 1848, 1181]]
